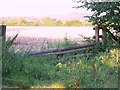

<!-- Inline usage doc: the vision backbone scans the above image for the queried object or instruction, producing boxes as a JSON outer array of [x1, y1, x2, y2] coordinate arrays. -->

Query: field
[[6, 26, 95, 50]]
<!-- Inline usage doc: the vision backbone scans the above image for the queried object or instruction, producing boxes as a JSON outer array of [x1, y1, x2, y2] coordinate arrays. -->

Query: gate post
[[0, 25, 6, 43], [94, 26, 99, 43], [0, 25, 6, 89]]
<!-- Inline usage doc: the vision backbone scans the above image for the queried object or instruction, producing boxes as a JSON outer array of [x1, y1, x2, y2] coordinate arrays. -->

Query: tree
[[56, 21, 63, 26], [17, 18, 27, 26], [65, 20, 82, 26], [41, 17, 56, 26], [76, 1, 120, 43], [5, 17, 18, 26]]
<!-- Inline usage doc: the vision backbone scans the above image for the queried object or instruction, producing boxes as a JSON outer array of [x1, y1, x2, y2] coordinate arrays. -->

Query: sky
[[0, 0, 91, 20]]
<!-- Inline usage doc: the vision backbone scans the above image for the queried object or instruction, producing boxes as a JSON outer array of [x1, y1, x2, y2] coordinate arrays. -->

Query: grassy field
[[2, 36, 120, 88]]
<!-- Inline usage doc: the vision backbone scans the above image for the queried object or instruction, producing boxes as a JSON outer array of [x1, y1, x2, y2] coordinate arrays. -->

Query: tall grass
[[2, 35, 119, 88]]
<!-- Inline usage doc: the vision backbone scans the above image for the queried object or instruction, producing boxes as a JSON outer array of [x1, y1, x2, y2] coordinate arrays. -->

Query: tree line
[[1, 17, 92, 26]]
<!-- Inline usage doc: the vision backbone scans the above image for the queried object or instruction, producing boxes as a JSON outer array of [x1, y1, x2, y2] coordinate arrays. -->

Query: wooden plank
[[27, 44, 94, 56]]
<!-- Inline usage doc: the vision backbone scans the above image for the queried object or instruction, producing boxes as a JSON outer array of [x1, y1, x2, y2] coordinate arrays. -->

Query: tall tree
[[76, 1, 120, 43]]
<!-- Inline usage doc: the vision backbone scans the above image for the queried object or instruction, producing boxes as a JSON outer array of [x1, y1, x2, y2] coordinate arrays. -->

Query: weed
[[2, 34, 119, 88]]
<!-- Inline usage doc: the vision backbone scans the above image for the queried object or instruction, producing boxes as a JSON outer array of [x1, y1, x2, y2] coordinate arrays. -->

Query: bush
[[2, 34, 35, 88], [2, 34, 119, 88], [56, 36, 78, 48]]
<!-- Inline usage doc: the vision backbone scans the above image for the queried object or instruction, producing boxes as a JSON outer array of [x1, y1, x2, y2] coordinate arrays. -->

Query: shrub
[[2, 34, 35, 88]]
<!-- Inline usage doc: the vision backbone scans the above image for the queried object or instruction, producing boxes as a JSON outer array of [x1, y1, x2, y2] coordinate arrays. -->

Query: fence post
[[0, 25, 6, 85], [0, 25, 6, 43], [102, 26, 107, 46], [94, 26, 99, 43]]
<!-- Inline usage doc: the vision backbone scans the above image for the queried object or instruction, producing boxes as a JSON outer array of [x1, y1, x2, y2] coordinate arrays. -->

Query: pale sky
[[0, 0, 91, 18]]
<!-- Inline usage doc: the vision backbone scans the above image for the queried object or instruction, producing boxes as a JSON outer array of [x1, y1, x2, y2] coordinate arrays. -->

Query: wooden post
[[0, 25, 6, 42], [102, 27, 107, 46], [94, 26, 99, 43], [0, 25, 5, 85]]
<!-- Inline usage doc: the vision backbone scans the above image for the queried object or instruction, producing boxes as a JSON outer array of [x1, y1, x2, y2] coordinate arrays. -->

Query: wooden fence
[[28, 26, 107, 57], [27, 43, 94, 56], [0, 25, 107, 58]]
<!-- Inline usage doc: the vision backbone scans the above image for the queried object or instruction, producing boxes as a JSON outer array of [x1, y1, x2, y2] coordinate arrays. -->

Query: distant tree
[[65, 20, 82, 26], [17, 18, 27, 26], [41, 17, 56, 26], [1, 17, 93, 26], [65, 21, 72, 26], [6, 17, 17, 26], [56, 21, 63, 26]]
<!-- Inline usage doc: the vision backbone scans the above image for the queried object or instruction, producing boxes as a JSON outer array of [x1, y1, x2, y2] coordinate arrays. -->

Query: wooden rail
[[27, 44, 95, 56]]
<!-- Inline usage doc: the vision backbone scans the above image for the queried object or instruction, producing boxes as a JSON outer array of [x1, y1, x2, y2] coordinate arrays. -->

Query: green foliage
[[16, 18, 27, 26], [81, 2, 120, 30], [2, 35, 35, 88], [4, 17, 28, 26], [56, 21, 64, 26], [65, 20, 82, 26], [3, 35, 119, 88], [41, 17, 56, 26], [54, 47, 119, 88], [79, 2, 120, 43], [40, 40, 55, 50], [57, 36, 79, 48], [23, 56, 54, 80]]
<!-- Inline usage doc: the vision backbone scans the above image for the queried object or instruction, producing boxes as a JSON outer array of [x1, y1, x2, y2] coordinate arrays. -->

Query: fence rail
[[27, 43, 95, 56]]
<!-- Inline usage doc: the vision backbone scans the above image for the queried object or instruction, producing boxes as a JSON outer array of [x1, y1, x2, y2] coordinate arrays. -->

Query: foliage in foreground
[[78, 2, 120, 43], [2, 36, 119, 88]]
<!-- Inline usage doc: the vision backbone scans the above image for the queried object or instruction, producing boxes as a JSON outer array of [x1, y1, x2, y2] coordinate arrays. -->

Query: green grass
[[2, 36, 120, 88]]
